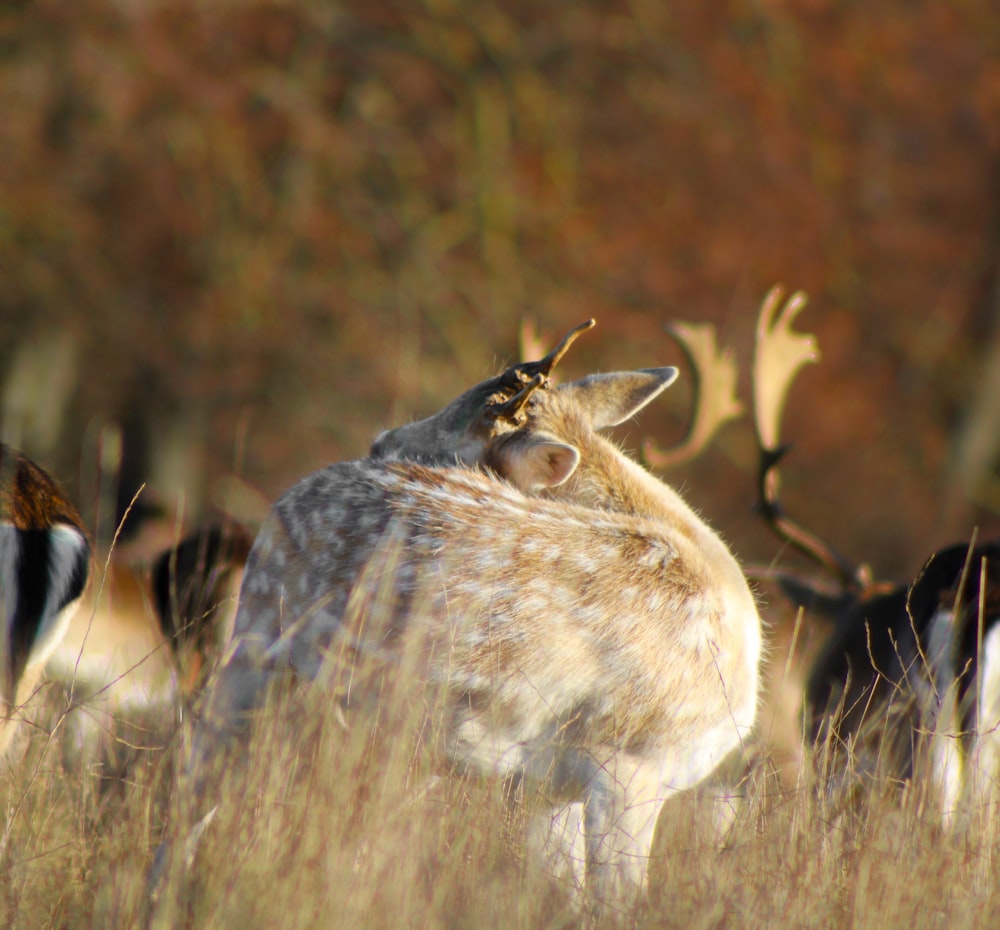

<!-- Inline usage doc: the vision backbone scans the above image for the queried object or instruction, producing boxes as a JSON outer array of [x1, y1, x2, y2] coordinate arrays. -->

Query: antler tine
[[752, 285, 863, 591], [644, 321, 744, 469], [488, 373, 547, 423], [519, 319, 596, 380], [753, 286, 818, 452]]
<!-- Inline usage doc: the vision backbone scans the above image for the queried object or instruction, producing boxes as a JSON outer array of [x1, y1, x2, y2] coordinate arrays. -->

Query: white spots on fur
[[635, 539, 675, 571]]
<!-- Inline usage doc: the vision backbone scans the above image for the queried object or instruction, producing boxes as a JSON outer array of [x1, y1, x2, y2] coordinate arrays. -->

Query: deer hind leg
[[0, 523, 89, 756], [526, 802, 588, 898], [151, 520, 302, 906], [966, 622, 1000, 827], [923, 606, 965, 826], [523, 758, 662, 913], [582, 755, 664, 912], [184, 494, 363, 756]]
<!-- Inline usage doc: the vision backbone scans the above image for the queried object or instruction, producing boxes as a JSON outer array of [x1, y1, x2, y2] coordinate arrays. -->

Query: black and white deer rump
[[803, 539, 1000, 817], [0, 443, 90, 752], [181, 327, 761, 909], [750, 286, 1000, 822]]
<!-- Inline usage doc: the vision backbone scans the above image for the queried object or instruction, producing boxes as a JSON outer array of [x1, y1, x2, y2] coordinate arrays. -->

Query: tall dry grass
[[3, 643, 1000, 930]]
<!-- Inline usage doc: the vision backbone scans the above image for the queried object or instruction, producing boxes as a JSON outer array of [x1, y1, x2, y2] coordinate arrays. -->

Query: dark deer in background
[[0, 443, 90, 754], [751, 286, 1000, 822], [150, 521, 254, 695]]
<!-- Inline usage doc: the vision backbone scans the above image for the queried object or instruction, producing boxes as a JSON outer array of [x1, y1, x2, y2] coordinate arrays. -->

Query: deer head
[[369, 320, 595, 466], [483, 368, 679, 501]]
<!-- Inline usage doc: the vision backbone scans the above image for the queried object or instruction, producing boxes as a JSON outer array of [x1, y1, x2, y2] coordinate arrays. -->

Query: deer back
[[235, 365, 683, 663], [240, 458, 736, 757]]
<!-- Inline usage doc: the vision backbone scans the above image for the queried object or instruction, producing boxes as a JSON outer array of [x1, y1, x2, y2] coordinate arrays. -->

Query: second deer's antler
[[753, 285, 819, 453], [752, 285, 865, 591], [643, 321, 744, 469]]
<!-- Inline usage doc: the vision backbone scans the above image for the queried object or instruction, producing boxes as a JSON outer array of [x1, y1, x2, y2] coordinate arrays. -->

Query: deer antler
[[487, 374, 547, 424], [752, 285, 865, 591], [753, 286, 819, 453], [643, 321, 743, 469], [517, 319, 596, 385]]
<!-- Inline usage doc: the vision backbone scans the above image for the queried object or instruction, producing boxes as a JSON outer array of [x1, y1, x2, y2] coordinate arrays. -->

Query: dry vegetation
[[3, 653, 1000, 930]]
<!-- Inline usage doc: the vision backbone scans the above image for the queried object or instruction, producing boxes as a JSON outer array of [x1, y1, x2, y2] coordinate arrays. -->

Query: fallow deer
[[164, 327, 761, 913], [151, 520, 254, 695], [750, 285, 1000, 823], [0, 443, 90, 755], [0, 436, 259, 781]]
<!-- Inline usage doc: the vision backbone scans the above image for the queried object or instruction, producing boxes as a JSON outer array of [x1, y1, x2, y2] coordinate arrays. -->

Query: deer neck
[[555, 433, 695, 523], [557, 434, 755, 603]]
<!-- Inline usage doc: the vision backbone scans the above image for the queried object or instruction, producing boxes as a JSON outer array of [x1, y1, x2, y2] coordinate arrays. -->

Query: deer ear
[[560, 368, 679, 429], [490, 434, 580, 491]]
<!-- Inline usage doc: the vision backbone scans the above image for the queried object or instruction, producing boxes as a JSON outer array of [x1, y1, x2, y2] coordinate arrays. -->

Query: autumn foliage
[[2, 0, 999, 575]]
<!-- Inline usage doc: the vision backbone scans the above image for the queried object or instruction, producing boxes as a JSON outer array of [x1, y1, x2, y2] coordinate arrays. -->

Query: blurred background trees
[[2, 0, 999, 578]]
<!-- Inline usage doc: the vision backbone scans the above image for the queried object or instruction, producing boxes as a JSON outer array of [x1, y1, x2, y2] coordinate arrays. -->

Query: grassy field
[[3, 652, 1000, 930]]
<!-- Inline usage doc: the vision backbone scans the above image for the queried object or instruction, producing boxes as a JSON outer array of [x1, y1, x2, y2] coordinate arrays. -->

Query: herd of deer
[[2, 287, 998, 917]]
